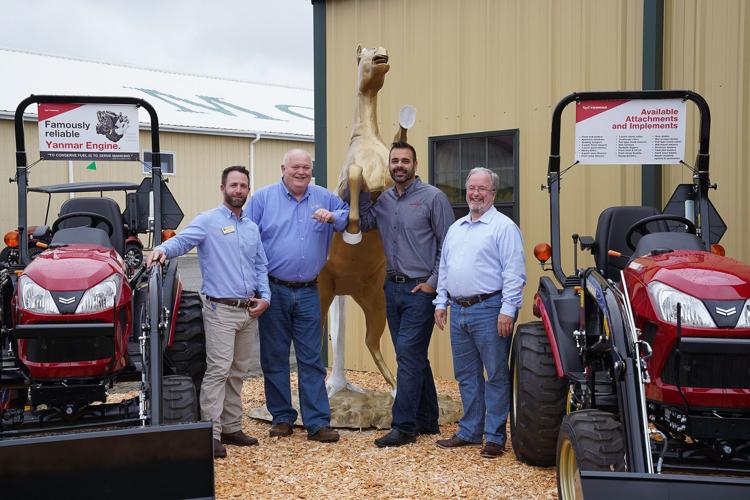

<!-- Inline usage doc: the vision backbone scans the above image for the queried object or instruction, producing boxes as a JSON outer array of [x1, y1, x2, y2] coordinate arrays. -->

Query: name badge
[[222, 225, 236, 235]]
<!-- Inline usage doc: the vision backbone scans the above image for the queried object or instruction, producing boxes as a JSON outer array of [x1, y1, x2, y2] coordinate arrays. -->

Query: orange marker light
[[4, 230, 20, 248], [710, 244, 725, 256], [161, 229, 177, 241], [534, 242, 552, 264], [608, 249, 622, 258]]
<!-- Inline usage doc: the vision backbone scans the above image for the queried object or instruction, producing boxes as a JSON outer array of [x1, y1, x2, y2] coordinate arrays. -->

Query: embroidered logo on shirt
[[222, 225, 236, 234], [408, 202, 423, 208]]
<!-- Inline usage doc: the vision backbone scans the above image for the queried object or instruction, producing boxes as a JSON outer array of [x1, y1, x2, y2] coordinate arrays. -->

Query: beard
[[390, 166, 415, 183], [224, 192, 247, 208]]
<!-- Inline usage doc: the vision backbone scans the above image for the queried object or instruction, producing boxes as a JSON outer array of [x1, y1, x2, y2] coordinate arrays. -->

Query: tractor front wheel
[[556, 410, 626, 500], [165, 291, 206, 393], [510, 321, 567, 466], [162, 375, 199, 423]]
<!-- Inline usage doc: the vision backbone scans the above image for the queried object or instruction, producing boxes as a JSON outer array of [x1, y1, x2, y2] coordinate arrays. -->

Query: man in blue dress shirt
[[248, 149, 348, 443], [148, 165, 271, 459], [433, 167, 526, 459]]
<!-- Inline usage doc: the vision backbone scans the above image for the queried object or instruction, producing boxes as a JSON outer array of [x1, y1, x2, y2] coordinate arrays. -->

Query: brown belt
[[205, 296, 256, 308], [450, 290, 502, 307]]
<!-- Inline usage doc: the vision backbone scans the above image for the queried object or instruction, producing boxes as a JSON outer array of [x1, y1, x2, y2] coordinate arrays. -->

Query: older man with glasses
[[433, 167, 526, 459]]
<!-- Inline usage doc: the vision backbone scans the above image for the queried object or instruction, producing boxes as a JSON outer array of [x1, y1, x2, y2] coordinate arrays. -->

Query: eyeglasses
[[466, 187, 495, 194]]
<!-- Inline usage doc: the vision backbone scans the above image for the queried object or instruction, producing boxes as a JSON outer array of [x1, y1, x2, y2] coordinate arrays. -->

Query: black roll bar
[[13, 95, 164, 266], [546, 90, 712, 285]]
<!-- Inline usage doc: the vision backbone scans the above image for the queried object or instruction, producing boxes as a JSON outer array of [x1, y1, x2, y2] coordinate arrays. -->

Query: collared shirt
[[434, 206, 526, 318], [248, 180, 349, 282], [360, 177, 454, 289], [155, 204, 271, 301]]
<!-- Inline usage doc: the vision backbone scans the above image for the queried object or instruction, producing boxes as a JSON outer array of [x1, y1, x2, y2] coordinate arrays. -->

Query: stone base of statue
[[248, 387, 463, 430]]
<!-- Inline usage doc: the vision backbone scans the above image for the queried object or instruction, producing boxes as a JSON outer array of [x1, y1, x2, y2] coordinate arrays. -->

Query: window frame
[[428, 129, 520, 224]]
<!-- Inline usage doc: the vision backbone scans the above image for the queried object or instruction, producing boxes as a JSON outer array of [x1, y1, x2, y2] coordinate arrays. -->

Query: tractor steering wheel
[[625, 214, 697, 251], [52, 212, 115, 237]]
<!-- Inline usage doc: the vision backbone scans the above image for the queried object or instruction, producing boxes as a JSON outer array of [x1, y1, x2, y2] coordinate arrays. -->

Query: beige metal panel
[[326, 0, 644, 379], [664, 0, 750, 263]]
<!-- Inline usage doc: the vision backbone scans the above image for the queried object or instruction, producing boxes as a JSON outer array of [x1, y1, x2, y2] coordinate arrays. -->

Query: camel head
[[356, 45, 390, 95]]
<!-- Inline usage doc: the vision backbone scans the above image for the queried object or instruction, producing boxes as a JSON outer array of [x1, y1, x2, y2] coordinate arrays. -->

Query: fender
[[162, 258, 182, 348], [535, 276, 583, 378]]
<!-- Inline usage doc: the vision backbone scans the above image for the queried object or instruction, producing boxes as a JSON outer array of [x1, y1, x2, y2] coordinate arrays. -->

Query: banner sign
[[575, 98, 686, 165], [38, 103, 140, 161]]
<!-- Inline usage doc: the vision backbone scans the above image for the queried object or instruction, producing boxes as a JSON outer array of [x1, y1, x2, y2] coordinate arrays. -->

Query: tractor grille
[[662, 351, 750, 389], [25, 336, 115, 363]]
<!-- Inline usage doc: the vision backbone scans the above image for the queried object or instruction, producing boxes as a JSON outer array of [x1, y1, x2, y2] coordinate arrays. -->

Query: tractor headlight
[[76, 274, 121, 314], [647, 281, 716, 328], [735, 300, 750, 328], [19, 275, 59, 314]]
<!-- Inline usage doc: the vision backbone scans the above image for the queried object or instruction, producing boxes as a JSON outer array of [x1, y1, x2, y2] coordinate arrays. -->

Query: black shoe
[[374, 429, 416, 448], [307, 426, 340, 443], [213, 438, 227, 459], [416, 424, 440, 436], [480, 442, 505, 458], [269, 422, 294, 437], [436, 434, 481, 449], [221, 430, 259, 446]]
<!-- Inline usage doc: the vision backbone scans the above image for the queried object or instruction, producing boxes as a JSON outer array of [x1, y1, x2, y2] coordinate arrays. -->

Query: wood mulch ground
[[216, 370, 557, 499]]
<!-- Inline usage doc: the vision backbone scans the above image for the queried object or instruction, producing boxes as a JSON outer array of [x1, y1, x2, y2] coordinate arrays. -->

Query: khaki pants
[[200, 296, 256, 439]]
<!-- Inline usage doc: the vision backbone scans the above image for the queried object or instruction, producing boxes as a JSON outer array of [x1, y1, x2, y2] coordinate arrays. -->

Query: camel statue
[[318, 45, 410, 396]]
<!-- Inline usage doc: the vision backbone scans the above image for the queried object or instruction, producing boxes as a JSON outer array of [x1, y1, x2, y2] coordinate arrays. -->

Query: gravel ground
[[216, 370, 557, 499]]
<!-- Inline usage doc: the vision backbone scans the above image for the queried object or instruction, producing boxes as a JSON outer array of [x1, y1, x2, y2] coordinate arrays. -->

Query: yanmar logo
[[58, 296, 75, 305], [581, 105, 608, 110], [716, 306, 736, 317]]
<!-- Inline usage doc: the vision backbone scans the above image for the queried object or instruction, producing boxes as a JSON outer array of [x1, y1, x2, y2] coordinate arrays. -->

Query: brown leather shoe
[[436, 434, 481, 449], [307, 426, 340, 443], [213, 438, 227, 459], [221, 430, 259, 447], [269, 422, 294, 437], [480, 442, 505, 458]]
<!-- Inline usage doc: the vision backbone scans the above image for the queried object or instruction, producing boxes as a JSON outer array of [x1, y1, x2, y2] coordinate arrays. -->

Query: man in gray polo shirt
[[360, 141, 454, 447]]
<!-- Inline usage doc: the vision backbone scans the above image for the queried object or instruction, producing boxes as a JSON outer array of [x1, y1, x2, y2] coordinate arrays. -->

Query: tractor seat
[[55, 197, 124, 255], [50, 227, 113, 250], [594, 206, 668, 281]]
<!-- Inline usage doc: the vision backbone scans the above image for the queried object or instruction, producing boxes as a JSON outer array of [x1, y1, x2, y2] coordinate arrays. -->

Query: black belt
[[387, 271, 429, 284], [450, 290, 502, 307], [205, 295, 256, 308], [269, 275, 317, 289]]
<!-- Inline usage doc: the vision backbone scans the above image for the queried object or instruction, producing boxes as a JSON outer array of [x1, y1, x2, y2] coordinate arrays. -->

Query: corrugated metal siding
[[664, 0, 750, 262], [0, 120, 312, 238], [326, 0, 644, 379]]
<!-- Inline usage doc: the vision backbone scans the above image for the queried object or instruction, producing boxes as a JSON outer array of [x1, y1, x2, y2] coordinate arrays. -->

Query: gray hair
[[465, 167, 500, 191]]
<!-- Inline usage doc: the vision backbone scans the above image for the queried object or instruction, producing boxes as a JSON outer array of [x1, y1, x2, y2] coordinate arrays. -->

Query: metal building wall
[[325, 0, 645, 379], [663, 0, 750, 263], [0, 120, 313, 236]]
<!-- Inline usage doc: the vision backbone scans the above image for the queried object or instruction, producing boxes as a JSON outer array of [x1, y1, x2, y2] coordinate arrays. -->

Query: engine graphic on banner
[[38, 102, 140, 161]]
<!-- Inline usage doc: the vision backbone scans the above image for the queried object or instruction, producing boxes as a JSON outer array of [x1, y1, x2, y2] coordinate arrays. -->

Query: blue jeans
[[450, 294, 510, 445], [384, 279, 439, 435], [258, 283, 330, 434]]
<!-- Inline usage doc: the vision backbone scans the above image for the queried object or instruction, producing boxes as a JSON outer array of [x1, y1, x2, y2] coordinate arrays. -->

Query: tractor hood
[[629, 250, 750, 301], [22, 245, 125, 291]]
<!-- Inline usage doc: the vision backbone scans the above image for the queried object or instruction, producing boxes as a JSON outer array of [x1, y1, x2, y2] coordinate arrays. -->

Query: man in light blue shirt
[[248, 149, 348, 443], [148, 165, 270, 459], [433, 167, 526, 459]]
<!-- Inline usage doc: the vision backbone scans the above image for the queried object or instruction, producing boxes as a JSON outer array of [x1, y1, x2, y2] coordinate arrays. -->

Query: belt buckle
[[394, 275, 406, 284]]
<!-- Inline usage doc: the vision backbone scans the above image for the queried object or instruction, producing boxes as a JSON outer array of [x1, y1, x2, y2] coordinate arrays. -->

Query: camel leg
[[352, 288, 396, 390], [343, 164, 363, 244], [318, 269, 348, 396]]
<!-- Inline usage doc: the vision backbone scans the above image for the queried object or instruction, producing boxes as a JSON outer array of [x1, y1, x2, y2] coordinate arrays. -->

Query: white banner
[[38, 103, 140, 161], [575, 98, 686, 165]]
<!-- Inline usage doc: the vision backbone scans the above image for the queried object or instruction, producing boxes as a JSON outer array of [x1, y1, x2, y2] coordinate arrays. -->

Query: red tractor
[[510, 90, 750, 498], [0, 95, 213, 497]]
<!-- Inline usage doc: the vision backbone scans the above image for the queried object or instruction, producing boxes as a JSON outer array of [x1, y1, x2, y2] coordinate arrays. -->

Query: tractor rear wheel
[[510, 321, 567, 466], [165, 291, 206, 392], [556, 410, 626, 500], [162, 375, 199, 423]]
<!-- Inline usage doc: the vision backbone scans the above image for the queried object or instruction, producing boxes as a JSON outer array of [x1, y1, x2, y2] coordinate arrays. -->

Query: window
[[429, 130, 519, 223], [143, 151, 176, 176]]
